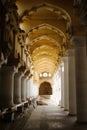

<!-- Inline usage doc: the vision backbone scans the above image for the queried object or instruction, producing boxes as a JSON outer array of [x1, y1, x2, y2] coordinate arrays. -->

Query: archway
[[39, 81, 52, 101], [39, 81, 52, 95]]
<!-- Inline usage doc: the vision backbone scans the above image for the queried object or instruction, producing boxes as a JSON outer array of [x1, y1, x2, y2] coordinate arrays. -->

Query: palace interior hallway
[[0, 0, 87, 130]]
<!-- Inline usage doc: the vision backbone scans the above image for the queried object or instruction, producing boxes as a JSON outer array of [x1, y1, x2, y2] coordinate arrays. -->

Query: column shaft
[[21, 76, 27, 102], [72, 36, 87, 122], [14, 72, 23, 104], [63, 57, 69, 111], [68, 49, 76, 115], [0, 66, 15, 108], [60, 64, 65, 108], [26, 78, 30, 99]]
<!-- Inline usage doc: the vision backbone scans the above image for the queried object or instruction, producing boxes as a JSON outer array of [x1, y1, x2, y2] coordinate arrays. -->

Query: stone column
[[21, 76, 27, 102], [68, 49, 76, 115], [26, 78, 30, 99], [71, 36, 87, 122], [62, 57, 69, 111], [14, 72, 23, 104], [29, 76, 35, 97], [60, 63, 65, 108], [0, 66, 15, 108]]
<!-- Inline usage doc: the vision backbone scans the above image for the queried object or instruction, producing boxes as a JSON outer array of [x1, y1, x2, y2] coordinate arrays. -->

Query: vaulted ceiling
[[16, 0, 73, 82]]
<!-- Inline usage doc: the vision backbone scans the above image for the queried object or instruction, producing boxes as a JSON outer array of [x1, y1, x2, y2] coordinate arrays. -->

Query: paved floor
[[1, 99, 87, 130], [23, 105, 87, 130], [24, 105, 74, 130]]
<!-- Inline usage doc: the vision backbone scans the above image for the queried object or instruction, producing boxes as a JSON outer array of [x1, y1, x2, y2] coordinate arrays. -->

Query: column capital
[[62, 57, 68, 63], [71, 36, 86, 47], [67, 49, 75, 56], [60, 62, 64, 67], [1, 65, 16, 73], [15, 71, 24, 78]]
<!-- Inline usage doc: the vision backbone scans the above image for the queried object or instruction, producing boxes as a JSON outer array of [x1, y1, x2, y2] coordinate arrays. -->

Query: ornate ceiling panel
[[16, 0, 73, 82]]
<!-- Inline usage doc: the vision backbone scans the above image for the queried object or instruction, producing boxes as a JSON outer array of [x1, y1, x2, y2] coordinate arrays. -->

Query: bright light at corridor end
[[39, 72, 51, 78]]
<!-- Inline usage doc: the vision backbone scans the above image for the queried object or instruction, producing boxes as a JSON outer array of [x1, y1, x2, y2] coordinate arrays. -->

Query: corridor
[[0, 0, 87, 129]]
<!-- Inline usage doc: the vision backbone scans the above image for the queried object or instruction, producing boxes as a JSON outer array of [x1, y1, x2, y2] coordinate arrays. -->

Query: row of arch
[[17, 2, 72, 82]]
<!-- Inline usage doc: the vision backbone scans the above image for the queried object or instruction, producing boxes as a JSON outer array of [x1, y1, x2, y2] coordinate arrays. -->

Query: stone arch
[[20, 2, 71, 30], [39, 81, 52, 95], [28, 23, 66, 43]]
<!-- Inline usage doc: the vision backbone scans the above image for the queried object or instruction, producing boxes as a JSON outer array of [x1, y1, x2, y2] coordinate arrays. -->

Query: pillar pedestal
[[0, 65, 15, 108]]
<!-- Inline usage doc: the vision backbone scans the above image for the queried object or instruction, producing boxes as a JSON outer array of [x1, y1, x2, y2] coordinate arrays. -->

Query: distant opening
[[39, 81, 52, 95]]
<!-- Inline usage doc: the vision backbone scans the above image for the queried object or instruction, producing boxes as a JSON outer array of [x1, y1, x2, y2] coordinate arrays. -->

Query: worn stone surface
[[0, 105, 87, 130]]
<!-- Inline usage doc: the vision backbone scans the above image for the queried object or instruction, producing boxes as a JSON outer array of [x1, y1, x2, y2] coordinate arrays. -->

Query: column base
[[64, 109, 69, 111], [17, 106, 24, 113], [68, 113, 76, 116], [3, 111, 14, 122], [76, 120, 87, 124]]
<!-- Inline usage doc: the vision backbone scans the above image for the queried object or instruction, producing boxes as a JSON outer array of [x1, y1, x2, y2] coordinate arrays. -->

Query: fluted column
[[62, 57, 69, 111], [60, 63, 65, 108], [14, 72, 23, 104], [68, 49, 76, 115], [26, 78, 30, 99], [71, 36, 87, 122], [0, 66, 15, 108], [21, 76, 27, 102]]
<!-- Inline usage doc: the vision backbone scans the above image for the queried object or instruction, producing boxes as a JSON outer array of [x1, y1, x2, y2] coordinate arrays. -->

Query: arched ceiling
[[16, 0, 73, 82]]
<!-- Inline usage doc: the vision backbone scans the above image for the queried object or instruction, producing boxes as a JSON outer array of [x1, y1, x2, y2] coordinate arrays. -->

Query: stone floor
[[0, 97, 87, 130], [1, 104, 87, 130]]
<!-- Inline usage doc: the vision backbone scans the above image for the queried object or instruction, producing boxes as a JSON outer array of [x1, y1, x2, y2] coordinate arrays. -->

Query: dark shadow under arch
[[39, 81, 52, 95]]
